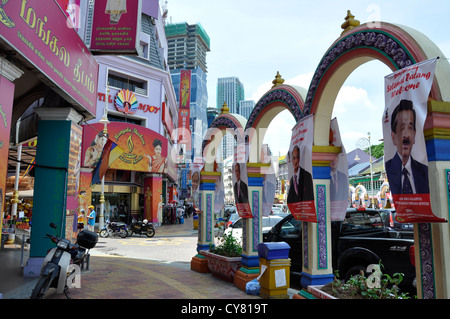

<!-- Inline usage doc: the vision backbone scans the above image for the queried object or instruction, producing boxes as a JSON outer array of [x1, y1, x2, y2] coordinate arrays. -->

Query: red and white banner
[[233, 144, 252, 218], [287, 115, 316, 222], [383, 57, 445, 223]]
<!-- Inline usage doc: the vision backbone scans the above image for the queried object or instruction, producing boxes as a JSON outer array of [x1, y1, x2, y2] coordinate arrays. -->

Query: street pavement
[[1, 217, 298, 301]]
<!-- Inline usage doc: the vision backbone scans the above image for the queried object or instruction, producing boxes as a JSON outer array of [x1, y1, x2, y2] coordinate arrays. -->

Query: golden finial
[[220, 101, 229, 114], [341, 10, 360, 35], [271, 71, 285, 88]]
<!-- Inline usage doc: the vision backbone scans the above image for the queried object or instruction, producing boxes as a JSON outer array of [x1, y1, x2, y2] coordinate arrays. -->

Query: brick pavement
[[42, 255, 262, 299]]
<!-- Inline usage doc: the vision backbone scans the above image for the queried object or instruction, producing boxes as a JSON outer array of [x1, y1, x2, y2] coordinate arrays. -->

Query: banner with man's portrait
[[329, 118, 349, 221], [286, 115, 316, 222], [383, 57, 445, 223], [191, 158, 203, 211], [233, 144, 252, 218]]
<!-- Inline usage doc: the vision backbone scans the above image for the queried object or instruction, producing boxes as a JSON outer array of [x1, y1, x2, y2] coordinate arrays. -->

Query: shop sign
[[89, 0, 141, 54], [0, 0, 99, 116], [82, 122, 169, 173], [0, 76, 14, 216], [97, 91, 161, 115]]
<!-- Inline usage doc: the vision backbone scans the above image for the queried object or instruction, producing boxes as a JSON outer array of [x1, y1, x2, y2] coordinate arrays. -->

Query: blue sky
[[165, 0, 450, 156]]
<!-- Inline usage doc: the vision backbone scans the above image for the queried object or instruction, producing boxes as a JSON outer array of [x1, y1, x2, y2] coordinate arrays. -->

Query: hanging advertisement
[[286, 115, 316, 222], [329, 118, 349, 221], [383, 57, 446, 223], [0, 0, 99, 116], [177, 70, 191, 150], [233, 144, 252, 218], [0, 76, 14, 222], [89, 0, 141, 54]]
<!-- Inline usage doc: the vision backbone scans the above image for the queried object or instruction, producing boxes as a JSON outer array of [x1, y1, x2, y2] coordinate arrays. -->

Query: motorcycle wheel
[[145, 227, 155, 238], [30, 275, 52, 299], [119, 229, 127, 238], [99, 229, 109, 238], [126, 228, 133, 237]]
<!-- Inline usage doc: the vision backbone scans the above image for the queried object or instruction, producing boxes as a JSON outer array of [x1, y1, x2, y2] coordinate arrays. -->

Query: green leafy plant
[[325, 264, 412, 299], [209, 232, 242, 257]]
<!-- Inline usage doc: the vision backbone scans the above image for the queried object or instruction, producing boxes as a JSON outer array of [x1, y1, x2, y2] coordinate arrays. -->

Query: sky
[[164, 0, 450, 157]]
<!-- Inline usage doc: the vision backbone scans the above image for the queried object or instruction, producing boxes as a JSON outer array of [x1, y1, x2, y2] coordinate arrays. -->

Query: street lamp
[[355, 132, 375, 208], [98, 83, 110, 229]]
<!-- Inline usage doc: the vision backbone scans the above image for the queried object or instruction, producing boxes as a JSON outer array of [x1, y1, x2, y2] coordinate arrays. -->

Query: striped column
[[234, 163, 268, 291], [190, 171, 220, 273], [300, 146, 338, 288]]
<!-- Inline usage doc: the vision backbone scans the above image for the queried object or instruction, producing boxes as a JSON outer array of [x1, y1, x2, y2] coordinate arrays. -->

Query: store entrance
[[92, 192, 131, 225]]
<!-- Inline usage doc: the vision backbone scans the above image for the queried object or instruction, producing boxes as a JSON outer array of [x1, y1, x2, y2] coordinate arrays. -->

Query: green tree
[[365, 142, 384, 159]]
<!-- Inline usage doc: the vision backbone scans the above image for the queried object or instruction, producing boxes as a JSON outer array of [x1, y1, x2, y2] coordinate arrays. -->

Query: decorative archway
[[195, 14, 450, 298], [303, 18, 450, 299], [245, 75, 307, 162]]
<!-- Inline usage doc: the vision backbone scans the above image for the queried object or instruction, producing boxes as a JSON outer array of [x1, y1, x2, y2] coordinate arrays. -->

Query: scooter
[[30, 223, 98, 299], [129, 219, 156, 237], [99, 221, 128, 238]]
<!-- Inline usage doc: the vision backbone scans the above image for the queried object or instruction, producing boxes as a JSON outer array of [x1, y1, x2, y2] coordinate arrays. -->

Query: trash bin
[[193, 215, 198, 230], [257, 242, 291, 299]]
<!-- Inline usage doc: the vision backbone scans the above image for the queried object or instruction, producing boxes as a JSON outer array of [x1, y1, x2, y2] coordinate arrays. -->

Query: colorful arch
[[304, 22, 450, 147]]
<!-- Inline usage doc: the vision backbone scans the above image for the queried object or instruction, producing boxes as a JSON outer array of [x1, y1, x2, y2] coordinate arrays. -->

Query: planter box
[[200, 250, 242, 282], [307, 285, 337, 299]]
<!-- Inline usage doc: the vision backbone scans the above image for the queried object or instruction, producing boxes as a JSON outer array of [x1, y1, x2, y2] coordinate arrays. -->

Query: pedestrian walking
[[87, 205, 96, 232], [77, 209, 85, 233]]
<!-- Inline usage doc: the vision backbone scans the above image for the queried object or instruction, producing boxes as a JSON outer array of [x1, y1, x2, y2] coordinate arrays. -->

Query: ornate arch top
[[245, 80, 306, 131], [304, 21, 449, 116], [202, 103, 247, 153]]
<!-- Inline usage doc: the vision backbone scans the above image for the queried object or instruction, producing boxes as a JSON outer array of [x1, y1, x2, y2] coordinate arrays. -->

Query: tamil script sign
[[0, 0, 99, 115]]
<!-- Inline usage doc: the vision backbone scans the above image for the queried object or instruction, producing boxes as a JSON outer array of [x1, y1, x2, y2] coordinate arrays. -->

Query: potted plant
[[308, 266, 413, 299], [199, 232, 242, 282]]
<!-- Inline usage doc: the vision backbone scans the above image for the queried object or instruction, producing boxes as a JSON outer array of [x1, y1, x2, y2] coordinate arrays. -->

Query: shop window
[[108, 71, 147, 96]]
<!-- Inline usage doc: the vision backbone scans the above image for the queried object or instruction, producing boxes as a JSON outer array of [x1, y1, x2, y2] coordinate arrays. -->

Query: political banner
[[233, 144, 252, 218], [383, 57, 446, 223], [286, 115, 316, 222], [191, 158, 203, 211], [329, 118, 349, 221], [261, 144, 276, 217]]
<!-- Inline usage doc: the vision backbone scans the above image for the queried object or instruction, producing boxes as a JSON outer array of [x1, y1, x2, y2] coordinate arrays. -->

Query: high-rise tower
[[165, 22, 211, 162]]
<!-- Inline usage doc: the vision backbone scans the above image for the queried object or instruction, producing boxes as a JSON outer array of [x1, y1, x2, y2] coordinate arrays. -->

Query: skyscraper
[[216, 77, 245, 113], [216, 77, 246, 160], [165, 22, 211, 162], [239, 100, 255, 119]]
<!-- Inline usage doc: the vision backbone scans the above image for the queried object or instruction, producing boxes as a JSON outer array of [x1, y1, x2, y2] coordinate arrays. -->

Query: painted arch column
[[190, 171, 218, 274], [234, 163, 266, 290], [300, 146, 337, 287]]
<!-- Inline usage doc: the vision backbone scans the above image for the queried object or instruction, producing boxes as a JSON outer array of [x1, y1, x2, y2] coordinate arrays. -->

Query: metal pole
[[368, 132, 375, 208]]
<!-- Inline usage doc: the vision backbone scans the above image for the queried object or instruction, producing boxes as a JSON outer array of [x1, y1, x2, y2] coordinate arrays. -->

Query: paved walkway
[[0, 217, 278, 300]]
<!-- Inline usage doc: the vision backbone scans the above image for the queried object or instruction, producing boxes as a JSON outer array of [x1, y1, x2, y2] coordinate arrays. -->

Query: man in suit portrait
[[234, 163, 249, 204], [385, 99, 429, 194], [287, 145, 314, 203]]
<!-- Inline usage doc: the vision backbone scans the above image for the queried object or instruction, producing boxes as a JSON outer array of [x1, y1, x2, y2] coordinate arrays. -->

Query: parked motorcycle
[[30, 223, 98, 299], [129, 219, 155, 237], [99, 221, 128, 238]]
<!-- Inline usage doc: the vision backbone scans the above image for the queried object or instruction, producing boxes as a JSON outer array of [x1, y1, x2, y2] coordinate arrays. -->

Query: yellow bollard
[[257, 242, 291, 299]]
